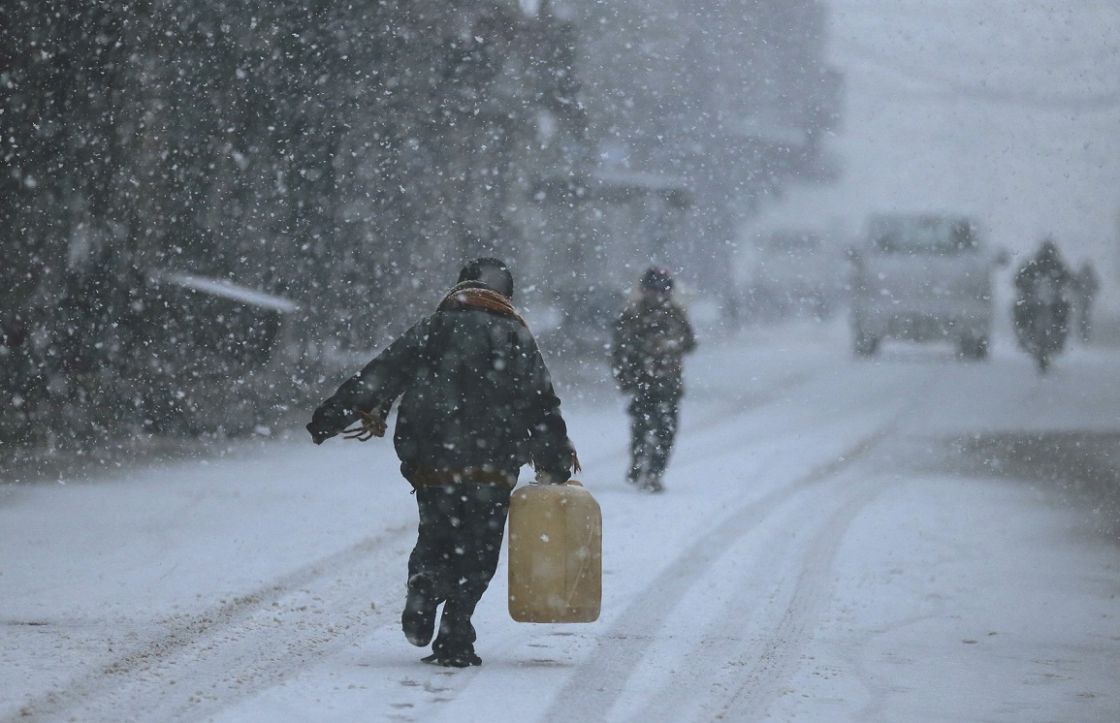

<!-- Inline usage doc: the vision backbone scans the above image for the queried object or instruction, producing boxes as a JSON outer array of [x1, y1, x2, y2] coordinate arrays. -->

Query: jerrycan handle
[[532, 470, 583, 486]]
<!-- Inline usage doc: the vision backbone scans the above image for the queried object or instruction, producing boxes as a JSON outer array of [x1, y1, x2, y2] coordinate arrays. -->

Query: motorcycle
[[1013, 275, 1070, 373]]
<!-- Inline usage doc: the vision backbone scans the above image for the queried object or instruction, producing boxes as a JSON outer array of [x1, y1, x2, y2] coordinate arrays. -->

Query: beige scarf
[[437, 282, 527, 327]]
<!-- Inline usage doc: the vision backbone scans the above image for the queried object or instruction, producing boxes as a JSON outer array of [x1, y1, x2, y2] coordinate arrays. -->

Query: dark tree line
[[1, 0, 839, 451], [1, 0, 587, 446]]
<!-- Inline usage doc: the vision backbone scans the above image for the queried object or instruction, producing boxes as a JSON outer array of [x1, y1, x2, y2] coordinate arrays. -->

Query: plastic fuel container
[[507, 480, 601, 623]]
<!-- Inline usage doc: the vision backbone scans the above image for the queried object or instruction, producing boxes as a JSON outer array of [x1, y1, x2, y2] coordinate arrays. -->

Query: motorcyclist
[[1013, 239, 1072, 372]]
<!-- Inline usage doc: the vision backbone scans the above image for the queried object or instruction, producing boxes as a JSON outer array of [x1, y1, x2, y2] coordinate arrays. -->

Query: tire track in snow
[[7, 524, 413, 723], [712, 470, 892, 720], [617, 469, 883, 722], [541, 424, 893, 722], [541, 364, 939, 722]]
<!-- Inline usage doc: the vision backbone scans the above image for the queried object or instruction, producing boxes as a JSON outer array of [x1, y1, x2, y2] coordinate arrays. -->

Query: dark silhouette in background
[[610, 267, 696, 493], [1013, 239, 1073, 373]]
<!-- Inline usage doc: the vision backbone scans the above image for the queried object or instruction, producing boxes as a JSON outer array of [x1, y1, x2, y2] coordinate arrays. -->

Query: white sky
[[752, 1, 1120, 273]]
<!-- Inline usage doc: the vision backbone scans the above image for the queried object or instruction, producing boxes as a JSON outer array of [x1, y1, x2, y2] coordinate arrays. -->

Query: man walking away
[[610, 267, 696, 493], [1013, 239, 1073, 372], [307, 258, 577, 667]]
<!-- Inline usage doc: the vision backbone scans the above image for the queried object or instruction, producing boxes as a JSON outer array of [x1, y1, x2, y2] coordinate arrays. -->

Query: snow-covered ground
[[3, 322, 1118, 722]]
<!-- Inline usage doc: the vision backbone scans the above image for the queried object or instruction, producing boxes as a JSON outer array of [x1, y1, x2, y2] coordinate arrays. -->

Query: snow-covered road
[[3, 322, 1119, 722]]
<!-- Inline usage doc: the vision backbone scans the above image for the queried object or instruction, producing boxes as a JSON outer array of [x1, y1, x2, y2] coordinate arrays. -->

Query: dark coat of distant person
[[611, 277, 697, 399]]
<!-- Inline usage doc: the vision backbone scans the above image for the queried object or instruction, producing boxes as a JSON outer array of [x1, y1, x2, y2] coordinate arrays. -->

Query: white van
[[850, 214, 1001, 359]]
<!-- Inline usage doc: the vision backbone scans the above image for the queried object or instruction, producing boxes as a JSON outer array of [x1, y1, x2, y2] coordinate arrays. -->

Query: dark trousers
[[408, 482, 512, 648], [627, 392, 681, 481]]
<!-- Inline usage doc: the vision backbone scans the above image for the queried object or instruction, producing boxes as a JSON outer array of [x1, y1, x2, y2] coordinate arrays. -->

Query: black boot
[[422, 634, 482, 667], [422, 606, 481, 666], [402, 574, 438, 647], [421, 645, 482, 668]]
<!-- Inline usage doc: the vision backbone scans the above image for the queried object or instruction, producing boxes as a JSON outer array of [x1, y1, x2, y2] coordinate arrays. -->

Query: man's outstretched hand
[[341, 411, 387, 441], [307, 407, 385, 445]]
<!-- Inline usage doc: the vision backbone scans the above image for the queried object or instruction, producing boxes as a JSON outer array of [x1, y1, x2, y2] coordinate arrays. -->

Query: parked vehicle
[[850, 214, 1002, 359]]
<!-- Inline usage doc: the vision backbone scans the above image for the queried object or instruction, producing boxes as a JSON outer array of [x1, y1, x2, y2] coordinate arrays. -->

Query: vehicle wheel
[[854, 333, 879, 357], [958, 336, 988, 360]]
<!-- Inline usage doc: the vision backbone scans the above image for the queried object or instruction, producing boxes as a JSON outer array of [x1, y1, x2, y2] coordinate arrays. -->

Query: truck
[[850, 214, 1002, 359]]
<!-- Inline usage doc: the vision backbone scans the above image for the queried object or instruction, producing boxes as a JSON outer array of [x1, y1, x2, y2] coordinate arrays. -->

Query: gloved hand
[[535, 468, 571, 485]]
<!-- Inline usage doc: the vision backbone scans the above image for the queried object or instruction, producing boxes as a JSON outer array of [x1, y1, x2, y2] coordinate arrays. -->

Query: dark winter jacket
[[308, 282, 575, 484], [610, 294, 696, 398]]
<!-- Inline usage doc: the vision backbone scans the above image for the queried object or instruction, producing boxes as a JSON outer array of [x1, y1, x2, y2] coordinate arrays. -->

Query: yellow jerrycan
[[508, 480, 601, 623]]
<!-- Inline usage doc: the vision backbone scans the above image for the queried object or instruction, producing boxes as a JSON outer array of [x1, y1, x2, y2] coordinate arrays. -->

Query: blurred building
[[514, 0, 843, 303], [0, 0, 841, 445]]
